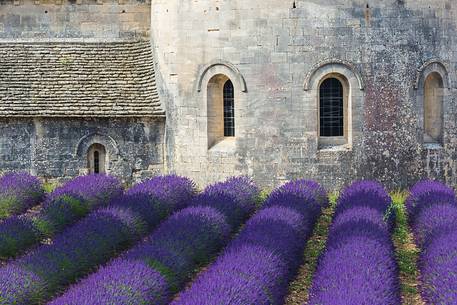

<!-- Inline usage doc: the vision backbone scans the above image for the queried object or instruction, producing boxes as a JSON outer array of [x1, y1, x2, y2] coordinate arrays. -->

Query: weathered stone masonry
[[0, 118, 165, 181], [1, 0, 457, 190], [152, 0, 457, 190], [0, 2, 165, 184]]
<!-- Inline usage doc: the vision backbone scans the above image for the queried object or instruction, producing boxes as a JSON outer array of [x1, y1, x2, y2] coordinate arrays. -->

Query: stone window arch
[[207, 74, 236, 147], [76, 133, 119, 174], [87, 143, 107, 174], [415, 60, 450, 146], [305, 60, 364, 149], [198, 60, 247, 150]]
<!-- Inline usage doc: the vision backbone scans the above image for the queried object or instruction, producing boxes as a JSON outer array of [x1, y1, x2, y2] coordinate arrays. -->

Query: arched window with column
[[198, 60, 247, 150], [87, 143, 107, 174], [423, 72, 444, 144], [207, 74, 236, 148]]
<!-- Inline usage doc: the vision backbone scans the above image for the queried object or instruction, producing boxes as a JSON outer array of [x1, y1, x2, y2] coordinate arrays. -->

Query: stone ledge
[[208, 138, 236, 154], [318, 144, 352, 153]]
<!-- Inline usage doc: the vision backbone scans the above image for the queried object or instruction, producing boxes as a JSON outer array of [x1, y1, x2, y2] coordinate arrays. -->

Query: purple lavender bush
[[124, 175, 198, 224], [37, 174, 123, 234], [0, 172, 44, 219], [204, 176, 261, 206], [330, 205, 393, 238], [419, 227, 457, 304], [0, 207, 146, 304], [405, 180, 456, 222], [192, 176, 259, 227], [0, 174, 124, 260], [308, 180, 401, 305], [34, 194, 88, 237], [49, 259, 170, 305], [0, 265, 44, 304], [172, 179, 327, 305], [0, 216, 37, 260], [412, 202, 457, 247], [49, 206, 231, 305], [46, 174, 123, 206], [336, 180, 394, 226], [309, 235, 399, 304], [0, 175, 196, 304], [406, 180, 457, 304], [265, 179, 328, 213], [48, 176, 260, 305]]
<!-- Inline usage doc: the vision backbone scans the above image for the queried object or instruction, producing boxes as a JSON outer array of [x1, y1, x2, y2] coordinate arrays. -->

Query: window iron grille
[[320, 78, 344, 137], [223, 80, 235, 137]]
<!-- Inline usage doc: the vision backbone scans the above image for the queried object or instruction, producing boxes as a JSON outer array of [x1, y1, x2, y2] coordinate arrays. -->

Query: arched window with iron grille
[[319, 78, 344, 137]]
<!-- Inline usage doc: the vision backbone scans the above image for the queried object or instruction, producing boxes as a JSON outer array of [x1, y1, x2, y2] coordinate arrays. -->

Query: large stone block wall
[[0, 118, 165, 184], [0, 0, 150, 40], [151, 0, 457, 190]]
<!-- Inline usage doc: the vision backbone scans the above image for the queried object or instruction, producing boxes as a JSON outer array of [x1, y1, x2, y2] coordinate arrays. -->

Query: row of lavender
[[0, 175, 197, 304], [308, 181, 401, 304], [2, 173, 455, 305], [49, 177, 260, 304], [0, 174, 124, 259], [406, 181, 457, 303], [172, 180, 328, 304], [0, 172, 44, 220]]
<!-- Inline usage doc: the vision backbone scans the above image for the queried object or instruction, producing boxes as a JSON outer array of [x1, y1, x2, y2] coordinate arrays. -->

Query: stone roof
[[0, 41, 164, 117]]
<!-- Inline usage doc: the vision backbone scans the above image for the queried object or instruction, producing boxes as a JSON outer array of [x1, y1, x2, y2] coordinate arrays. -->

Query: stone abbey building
[[0, 0, 456, 189]]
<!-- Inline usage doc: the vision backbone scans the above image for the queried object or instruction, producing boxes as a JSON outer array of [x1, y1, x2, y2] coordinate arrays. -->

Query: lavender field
[[0, 173, 455, 305]]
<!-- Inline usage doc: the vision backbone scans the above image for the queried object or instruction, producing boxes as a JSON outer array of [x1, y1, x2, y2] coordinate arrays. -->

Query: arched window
[[223, 80, 235, 137], [207, 74, 236, 148], [306, 61, 363, 150], [424, 72, 444, 144], [320, 78, 344, 137], [87, 144, 106, 174]]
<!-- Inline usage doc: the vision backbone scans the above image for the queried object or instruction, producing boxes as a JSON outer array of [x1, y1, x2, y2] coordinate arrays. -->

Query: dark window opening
[[223, 80, 235, 137], [320, 78, 344, 137], [87, 143, 106, 174], [94, 151, 100, 174]]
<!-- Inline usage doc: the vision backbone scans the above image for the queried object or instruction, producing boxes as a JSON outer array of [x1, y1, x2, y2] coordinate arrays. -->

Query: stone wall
[[0, 0, 150, 40], [0, 118, 165, 184], [151, 0, 457, 190], [0, 3, 162, 185]]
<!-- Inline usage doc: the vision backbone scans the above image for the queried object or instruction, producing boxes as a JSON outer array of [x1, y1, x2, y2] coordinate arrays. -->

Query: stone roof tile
[[0, 40, 164, 117]]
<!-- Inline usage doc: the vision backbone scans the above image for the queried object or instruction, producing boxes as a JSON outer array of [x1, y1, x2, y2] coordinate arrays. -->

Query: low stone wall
[[0, 118, 165, 184]]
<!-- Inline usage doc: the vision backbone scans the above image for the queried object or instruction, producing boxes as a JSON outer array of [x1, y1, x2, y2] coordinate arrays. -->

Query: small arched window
[[424, 72, 444, 144], [87, 144, 106, 174], [223, 80, 235, 137], [320, 78, 344, 138], [207, 74, 236, 148]]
